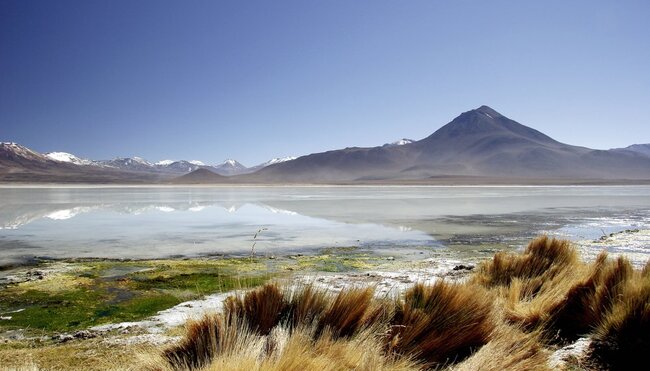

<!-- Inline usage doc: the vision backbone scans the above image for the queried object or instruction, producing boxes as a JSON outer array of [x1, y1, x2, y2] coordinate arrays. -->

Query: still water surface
[[1, 186, 649, 265]]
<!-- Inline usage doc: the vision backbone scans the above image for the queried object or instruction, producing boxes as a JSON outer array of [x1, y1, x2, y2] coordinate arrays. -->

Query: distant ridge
[[611, 144, 650, 158], [3, 106, 650, 184], [237, 105, 650, 182], [171, 168, 229, 184]]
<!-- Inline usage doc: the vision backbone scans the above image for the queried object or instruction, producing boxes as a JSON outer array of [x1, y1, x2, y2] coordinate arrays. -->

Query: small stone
[[453, 264, 475, 271], [56, 334, 74, 343], [73, 330, 96, 339], [386, 256, 395, 261]]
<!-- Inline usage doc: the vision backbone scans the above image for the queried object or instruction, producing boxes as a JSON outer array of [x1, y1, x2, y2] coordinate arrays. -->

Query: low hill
[[171, 168, 230, 184]]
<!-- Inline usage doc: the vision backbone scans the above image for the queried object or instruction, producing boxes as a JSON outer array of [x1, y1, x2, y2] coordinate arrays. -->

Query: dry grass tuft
[[201, 326, 419, 371], [476, 238, 638, 343], [285, 284, 328, 329], [452, 324, 550, 371], [544, 254, 633, 341], [473, 236, 578, 295], [224, 283, 287, 335], [157, 236, 649, 370], [386, 281, 495, 367], [316, 287, 376, 339], [161, 314, 225, 370], [590, 269, 650, 369]]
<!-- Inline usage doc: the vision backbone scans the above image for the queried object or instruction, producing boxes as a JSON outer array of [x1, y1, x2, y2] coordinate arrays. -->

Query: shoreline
[[1, 231, 649, 369], [3, 179, 650, 188]]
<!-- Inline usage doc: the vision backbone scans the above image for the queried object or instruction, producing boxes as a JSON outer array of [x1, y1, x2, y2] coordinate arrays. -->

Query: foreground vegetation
[[1, 237, 648, 370], [0, 259, 271, 334], [0, 249, 380, 335], [149, 237, 649, 370]]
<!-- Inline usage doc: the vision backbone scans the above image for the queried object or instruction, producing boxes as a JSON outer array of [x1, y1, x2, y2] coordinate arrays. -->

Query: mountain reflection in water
[[1, 186, 649, 264]]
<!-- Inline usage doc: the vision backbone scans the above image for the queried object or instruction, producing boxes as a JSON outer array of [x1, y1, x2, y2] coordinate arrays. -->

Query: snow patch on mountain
[[218, 159, 241, 167], [189, 160, 205, 166], [246, 156, 297, 173], [1, 142, 50, 162], [262, 157, 297, 166], [46, 152, 94, 166], [131, 157, 152, 165], [387, 138, 414, 146]]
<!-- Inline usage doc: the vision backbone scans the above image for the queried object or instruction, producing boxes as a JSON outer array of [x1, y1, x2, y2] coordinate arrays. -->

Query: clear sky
[[1, 0, 649, 166]]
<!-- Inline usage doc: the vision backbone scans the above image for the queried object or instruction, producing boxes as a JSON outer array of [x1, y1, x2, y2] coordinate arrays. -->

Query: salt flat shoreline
[[3, 178, 650, 188], [3, 229, 647, 339], [93, 228, 650, 336], [2, 230, 648, 370]]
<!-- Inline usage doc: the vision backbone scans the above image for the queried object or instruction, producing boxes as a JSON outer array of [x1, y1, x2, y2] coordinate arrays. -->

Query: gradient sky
[[1, 0, 649, 166]]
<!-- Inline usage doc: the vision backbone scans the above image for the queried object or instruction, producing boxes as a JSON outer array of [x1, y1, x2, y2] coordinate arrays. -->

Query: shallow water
[[1, 186, 649, 265]]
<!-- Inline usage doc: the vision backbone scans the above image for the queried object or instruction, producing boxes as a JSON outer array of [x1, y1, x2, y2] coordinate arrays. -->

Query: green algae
[[0, 251, 383, 334], [0, 258, 272, 334]]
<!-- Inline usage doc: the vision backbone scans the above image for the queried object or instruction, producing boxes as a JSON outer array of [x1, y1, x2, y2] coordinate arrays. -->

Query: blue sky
[[1, 0, 649, 166]]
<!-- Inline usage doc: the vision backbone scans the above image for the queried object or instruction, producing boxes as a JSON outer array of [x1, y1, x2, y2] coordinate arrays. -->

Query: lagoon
[[1, 186, 650, 266]]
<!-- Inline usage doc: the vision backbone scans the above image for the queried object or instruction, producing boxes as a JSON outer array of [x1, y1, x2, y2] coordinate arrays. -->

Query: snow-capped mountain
[[0, 143, 161, 182], [45, 152, 95, 166], [247, 156, 297, 173], [4, 106, 650, 184], [99, 157, 155, 172], [211, 159, 248, 175], [155, 160, 175, 166], [260, 156, 297, 166], [1, 142, 51, 164], [1, 141, 300, 178], [154, 160, 203, 173], [384, 138, 415, 147]]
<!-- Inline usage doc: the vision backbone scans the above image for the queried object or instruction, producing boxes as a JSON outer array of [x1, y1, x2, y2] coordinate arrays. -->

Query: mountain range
[[0, 142, 298, 182], [2, 106, 650, 184]]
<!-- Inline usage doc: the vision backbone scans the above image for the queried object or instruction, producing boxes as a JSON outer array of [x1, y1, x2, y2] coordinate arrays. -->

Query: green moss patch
[[0, 258, 272, 334], [289, 253, 381, 272], [0, 251, 384, 335]]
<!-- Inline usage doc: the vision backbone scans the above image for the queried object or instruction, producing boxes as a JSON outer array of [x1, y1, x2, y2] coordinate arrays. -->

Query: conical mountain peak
[[419, 105, 558, 147], [474, 105, 502, 118]]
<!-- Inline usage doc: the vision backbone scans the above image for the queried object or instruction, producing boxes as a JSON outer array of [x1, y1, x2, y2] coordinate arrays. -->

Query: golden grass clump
[[224, 283, 287, 335], [472, 236, 578, 294], [162, 314, 236, 370], [315, 287, 378, 338], [452, 325, 550, 371], [201, 327, 419, 371], [157, 236, 649, 370], [544, 254, 633, 341], [285, 284, 328, 329], [159, 284, 411, 370], [589, 269, 650, 369], [473, 236, 587, 334], [386, 281, 495, 367]]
